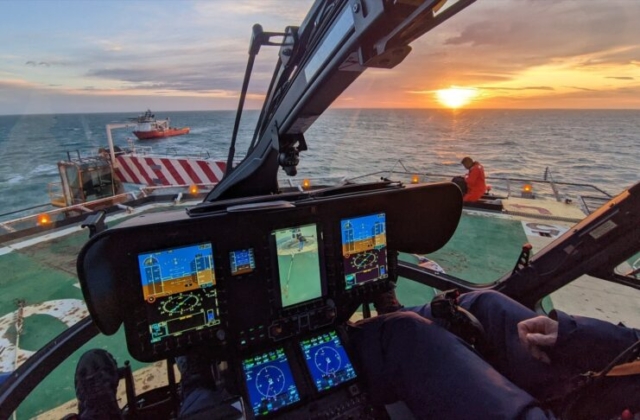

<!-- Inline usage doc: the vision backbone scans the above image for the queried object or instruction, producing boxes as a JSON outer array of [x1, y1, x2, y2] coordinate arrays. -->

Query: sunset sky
[[1, 0, 639, 115]]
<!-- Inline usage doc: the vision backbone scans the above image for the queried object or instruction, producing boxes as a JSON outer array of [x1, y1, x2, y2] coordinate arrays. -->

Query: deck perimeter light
[[411, 175, 421, 184], [302, 179, 311, 189], [522, 184, 534, 199], [37, 213, 51, 225], [189, 185, 199, 195]]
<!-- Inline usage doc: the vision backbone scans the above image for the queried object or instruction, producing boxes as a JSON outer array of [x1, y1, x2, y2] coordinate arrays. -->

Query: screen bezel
[[340, 212, 389, 291], [270, 222, 327, 310], [299, 330, 358, 393], [130, 241, 222, 358], [229, 247, 256, 276], [241, 347, 302, 417]]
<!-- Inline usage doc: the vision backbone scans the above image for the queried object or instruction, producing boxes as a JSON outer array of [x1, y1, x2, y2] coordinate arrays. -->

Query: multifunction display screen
[[300, 330, 357, 392], [137, 243, 220, 344], [242, 348, 300, 417], [341, 213, 388, 289], [230, 248, 255, 276], [273, 223, 323, 308]]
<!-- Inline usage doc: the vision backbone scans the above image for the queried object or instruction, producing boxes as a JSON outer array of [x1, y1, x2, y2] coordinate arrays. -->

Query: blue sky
[[1, 0, 639, 115]]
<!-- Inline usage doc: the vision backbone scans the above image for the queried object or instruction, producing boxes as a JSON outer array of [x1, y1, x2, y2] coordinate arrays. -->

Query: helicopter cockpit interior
[[78, 181, 462, 418], [2, 0, 640, 418]]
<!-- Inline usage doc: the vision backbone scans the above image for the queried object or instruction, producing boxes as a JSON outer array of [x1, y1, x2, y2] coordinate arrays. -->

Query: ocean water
[[0, 109, 638, 219]]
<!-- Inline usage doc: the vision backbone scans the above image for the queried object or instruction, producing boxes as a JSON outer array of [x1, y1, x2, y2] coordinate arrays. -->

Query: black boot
[[74, 349, 122, 420]]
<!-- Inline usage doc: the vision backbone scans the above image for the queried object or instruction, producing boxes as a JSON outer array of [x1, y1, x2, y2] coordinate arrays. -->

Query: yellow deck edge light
[[521, 183, 535, 199], [37, 213, 52, 225]]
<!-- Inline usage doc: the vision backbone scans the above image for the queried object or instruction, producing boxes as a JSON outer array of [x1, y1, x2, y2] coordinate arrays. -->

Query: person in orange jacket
[[461, 156, 486, 202]]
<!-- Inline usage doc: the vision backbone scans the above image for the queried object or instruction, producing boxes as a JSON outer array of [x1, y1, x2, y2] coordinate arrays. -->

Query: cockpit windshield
[[1, 1, 639, 418]]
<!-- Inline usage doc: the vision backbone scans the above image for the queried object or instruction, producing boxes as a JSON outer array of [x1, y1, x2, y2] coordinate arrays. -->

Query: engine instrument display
[[137, 243, 220, 344], [341, 213, 388, 289], [300, 330, 357, 392], [230, 248, 256, 276], [273, 223, 323, 308], [242, 348, 301, 416]]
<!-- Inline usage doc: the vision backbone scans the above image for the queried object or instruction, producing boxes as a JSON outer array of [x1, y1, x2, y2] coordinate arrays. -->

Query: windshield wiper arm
[[225, 24, 285, 178]]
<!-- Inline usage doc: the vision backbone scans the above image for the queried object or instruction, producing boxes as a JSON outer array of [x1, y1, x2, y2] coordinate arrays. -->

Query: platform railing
[[0, 184, 218, 244], [348, 163, 613, 215]]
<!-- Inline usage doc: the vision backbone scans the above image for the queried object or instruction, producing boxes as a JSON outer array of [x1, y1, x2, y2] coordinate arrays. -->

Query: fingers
[[519, 330, 552, 364], [517, 316, 558, 338], [517, 316, 559, 365], [517, 322, 530, 348], [517, 316, 547, 346], [526, 332, 557, 348]]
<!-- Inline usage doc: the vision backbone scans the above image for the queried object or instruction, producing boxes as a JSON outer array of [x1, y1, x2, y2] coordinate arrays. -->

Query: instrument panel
[[77, 182, 462, 417], [78, 182, 461, 360], [124, 211, 390, 362]]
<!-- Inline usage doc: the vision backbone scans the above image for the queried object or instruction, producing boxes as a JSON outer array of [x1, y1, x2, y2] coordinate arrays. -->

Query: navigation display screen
[[273, 223, 323, 308], [341, 213, 388, 290], [242, 348, 300, 417], [137, 243, 220, 343], [230, 248, 255, 276], [300, 330, 357, 392]]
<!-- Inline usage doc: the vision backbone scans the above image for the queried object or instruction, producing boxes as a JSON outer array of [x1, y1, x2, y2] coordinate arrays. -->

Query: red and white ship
[[131, 110, 190, 140]]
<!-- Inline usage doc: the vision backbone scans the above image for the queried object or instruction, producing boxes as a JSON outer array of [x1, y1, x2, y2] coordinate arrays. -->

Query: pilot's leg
[[180, 387, 242, 418], [177, 352, 243, 419], [349, 311, 554, 419], [407, 290, 575, 402]]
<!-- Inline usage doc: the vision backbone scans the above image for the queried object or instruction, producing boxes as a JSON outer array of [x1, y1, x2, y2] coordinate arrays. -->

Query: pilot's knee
[[459, 289, 511, 311], [384, 310, 432, 327], [460, 290, 535, 328], [380, 311, 446, 345]]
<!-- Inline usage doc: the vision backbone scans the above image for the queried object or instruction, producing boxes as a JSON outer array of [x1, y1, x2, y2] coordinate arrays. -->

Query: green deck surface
[[0, 222, 150, 419], [396, 213, 528, 307]]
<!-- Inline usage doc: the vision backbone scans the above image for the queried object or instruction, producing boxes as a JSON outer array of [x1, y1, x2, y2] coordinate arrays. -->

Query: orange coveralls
[[464, 162, 486, 202]]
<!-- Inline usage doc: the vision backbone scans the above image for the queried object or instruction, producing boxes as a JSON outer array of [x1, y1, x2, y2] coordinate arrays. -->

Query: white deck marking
[[521, 221, 569, 239], [0, 299, 89, 373]]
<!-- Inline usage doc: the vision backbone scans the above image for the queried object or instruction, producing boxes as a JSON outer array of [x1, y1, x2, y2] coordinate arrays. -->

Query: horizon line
[[1, 107, 639, 117]]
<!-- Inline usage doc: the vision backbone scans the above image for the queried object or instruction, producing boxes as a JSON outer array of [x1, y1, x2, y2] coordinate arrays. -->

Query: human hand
[[517, 316, 559, 364]]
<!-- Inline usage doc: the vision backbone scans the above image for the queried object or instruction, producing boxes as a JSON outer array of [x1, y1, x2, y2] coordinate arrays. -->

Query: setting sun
[[436, 87, 478, 108]]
